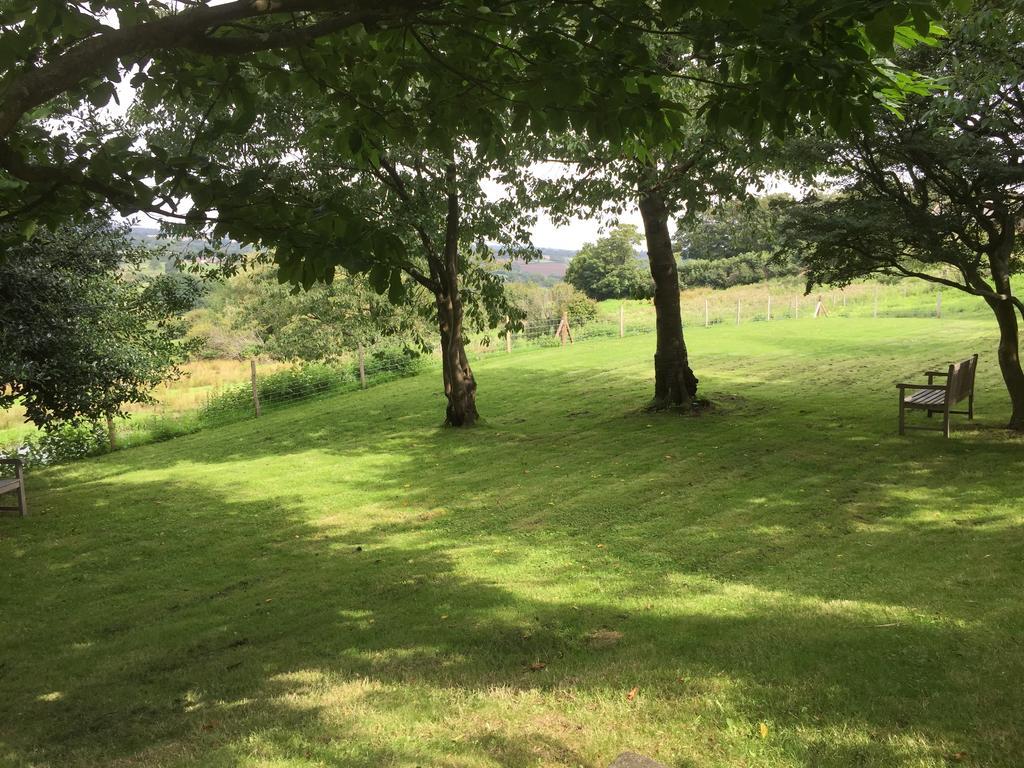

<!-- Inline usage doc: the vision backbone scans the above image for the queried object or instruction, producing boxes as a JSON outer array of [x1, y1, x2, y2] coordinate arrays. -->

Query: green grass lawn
[[2, 316, 1023, 768]]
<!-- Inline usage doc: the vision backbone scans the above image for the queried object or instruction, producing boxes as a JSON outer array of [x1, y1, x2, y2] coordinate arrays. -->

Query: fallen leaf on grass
[[950, 752, 968, 762], [528, 661, 546, 671], [758, 722, 769, 739], [626, 686, 639, 701]]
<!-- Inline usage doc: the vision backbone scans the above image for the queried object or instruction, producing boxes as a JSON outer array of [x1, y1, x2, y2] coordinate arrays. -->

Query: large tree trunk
[[638, 190, 698, 410], [984, 230, 1024, 430], [436, 291, 478, 426], [985, 296, 1024, 430], [435, 163, 478, 427]]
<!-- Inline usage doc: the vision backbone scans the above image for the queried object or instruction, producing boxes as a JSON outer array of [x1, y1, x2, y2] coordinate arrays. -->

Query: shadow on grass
[[2, 477, 1021, 766], [3, 341, 1023, 766]]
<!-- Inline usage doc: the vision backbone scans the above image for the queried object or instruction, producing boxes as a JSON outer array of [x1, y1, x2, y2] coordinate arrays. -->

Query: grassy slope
[[2, 317, 1023, 768]]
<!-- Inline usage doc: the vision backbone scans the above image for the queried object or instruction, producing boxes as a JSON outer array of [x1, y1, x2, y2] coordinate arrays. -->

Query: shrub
[[5, 421, 109, 467], [257, 363, 343, 407], [506, 283, 599, 330], [679, 251, 800, 289], [565, 293, 599, 326], [364, 346, 424, 378]]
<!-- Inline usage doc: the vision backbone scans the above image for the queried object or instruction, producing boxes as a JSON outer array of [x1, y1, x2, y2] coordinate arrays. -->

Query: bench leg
[[17, 481, 27, 517], [898, 392, 906, 436], [943, 407, 951, 438], [969, 392, 975, 420]]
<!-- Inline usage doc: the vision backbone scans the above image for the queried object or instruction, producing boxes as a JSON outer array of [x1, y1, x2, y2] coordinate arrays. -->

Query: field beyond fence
[[0, 277, 980, 463]]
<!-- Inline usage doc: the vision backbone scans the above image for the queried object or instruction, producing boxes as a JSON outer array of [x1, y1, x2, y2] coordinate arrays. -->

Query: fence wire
[[4, 279, 960, 462]]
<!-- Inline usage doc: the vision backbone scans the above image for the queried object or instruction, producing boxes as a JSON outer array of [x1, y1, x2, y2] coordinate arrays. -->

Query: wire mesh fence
[[2, 278, 966, 465], [121, 279, 967, 439]]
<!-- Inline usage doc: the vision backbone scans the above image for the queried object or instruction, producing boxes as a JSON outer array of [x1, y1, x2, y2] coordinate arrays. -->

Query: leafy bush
[[565, 293, 598, 326], [365, 346, 424, 378], [506, 283, 598, 330], [123, 413, 202, 445], [679, 251, 800, 289], [4, 421, 109, 468], [257, 363, 344, 407], [197, 355, 423, 425]]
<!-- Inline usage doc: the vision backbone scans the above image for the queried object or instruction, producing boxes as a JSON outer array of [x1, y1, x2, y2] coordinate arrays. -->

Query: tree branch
[[0, 0, 440, 139]]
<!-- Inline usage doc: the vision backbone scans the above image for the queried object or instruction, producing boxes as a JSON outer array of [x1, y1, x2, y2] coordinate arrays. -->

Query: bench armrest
[[0, 458, 22, 467], [897, 383, 945, 391], [924, 370, 950, 377]]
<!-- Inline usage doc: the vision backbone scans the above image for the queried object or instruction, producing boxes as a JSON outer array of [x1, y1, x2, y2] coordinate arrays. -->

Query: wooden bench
[[897, 354, 978, 438], [0, 458, 27, 517]]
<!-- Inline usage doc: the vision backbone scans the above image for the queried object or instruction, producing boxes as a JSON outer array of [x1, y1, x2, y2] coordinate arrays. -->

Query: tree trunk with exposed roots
[[435, 163, 478, 426], [638, 190, 698, 410], [983, 233, 1024, 431]]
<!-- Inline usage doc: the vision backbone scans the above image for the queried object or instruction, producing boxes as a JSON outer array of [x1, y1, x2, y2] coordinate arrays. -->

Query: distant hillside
[[134, 227, 577, 284], [539, 247, 576, 263], [130, 227, 243, 254]]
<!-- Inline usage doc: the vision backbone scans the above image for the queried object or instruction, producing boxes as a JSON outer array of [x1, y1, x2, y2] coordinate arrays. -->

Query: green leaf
[[387, 269, 404, 303], [87, 81, 116, 109], [910, 7, 931, 36], [661, 0, 689, 25], [368, 261, 390, 294], [865, 13, 896, 53], [347, 129, 363, 154]]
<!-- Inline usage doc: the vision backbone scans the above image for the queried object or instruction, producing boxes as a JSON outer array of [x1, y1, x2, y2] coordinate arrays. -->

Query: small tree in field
[[780, 6, 1024, 430], [0, 219, 200, 429], [565, 226, 652, 301], [219, 263, 432, 363]]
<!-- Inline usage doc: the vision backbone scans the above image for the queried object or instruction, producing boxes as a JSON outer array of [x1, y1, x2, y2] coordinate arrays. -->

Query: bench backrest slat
[[948, 354, 979, 403]]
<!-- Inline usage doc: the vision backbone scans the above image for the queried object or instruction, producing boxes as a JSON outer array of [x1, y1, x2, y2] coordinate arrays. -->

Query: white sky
[[532, 211, 638, 250], [528, 175, 803, 252]]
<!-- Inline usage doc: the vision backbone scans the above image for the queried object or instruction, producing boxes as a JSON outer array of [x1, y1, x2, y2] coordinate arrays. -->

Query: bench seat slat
[[905, 388, 947, 406], [0, 478, 21, 494]]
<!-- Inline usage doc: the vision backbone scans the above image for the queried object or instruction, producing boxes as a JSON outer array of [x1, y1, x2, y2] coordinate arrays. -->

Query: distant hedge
[[679, 251, 800, 290]]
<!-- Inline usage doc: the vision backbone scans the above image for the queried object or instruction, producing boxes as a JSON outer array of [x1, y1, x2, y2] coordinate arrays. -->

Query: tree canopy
[[779, 1, 1024, 428], [674, 194, 792, 262], [0, 219, 200, 428], [0, 0, 959, 426], [2, 1, 954, 249], [565, 225, 652, 301]]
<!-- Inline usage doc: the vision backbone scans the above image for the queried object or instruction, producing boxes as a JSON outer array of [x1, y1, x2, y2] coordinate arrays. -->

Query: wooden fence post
[[767, 294, 772, 321], [250, 359, 261, 417], [357, 344, 367, 389], [814, 295, 829, 318], [736, 299, 741, 325], [555, 311, 573, 345], [619, 304, 625, 338], [795, 296, 799, 320], [842, 290, 847, 307], [704, 297, 709, 327]]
